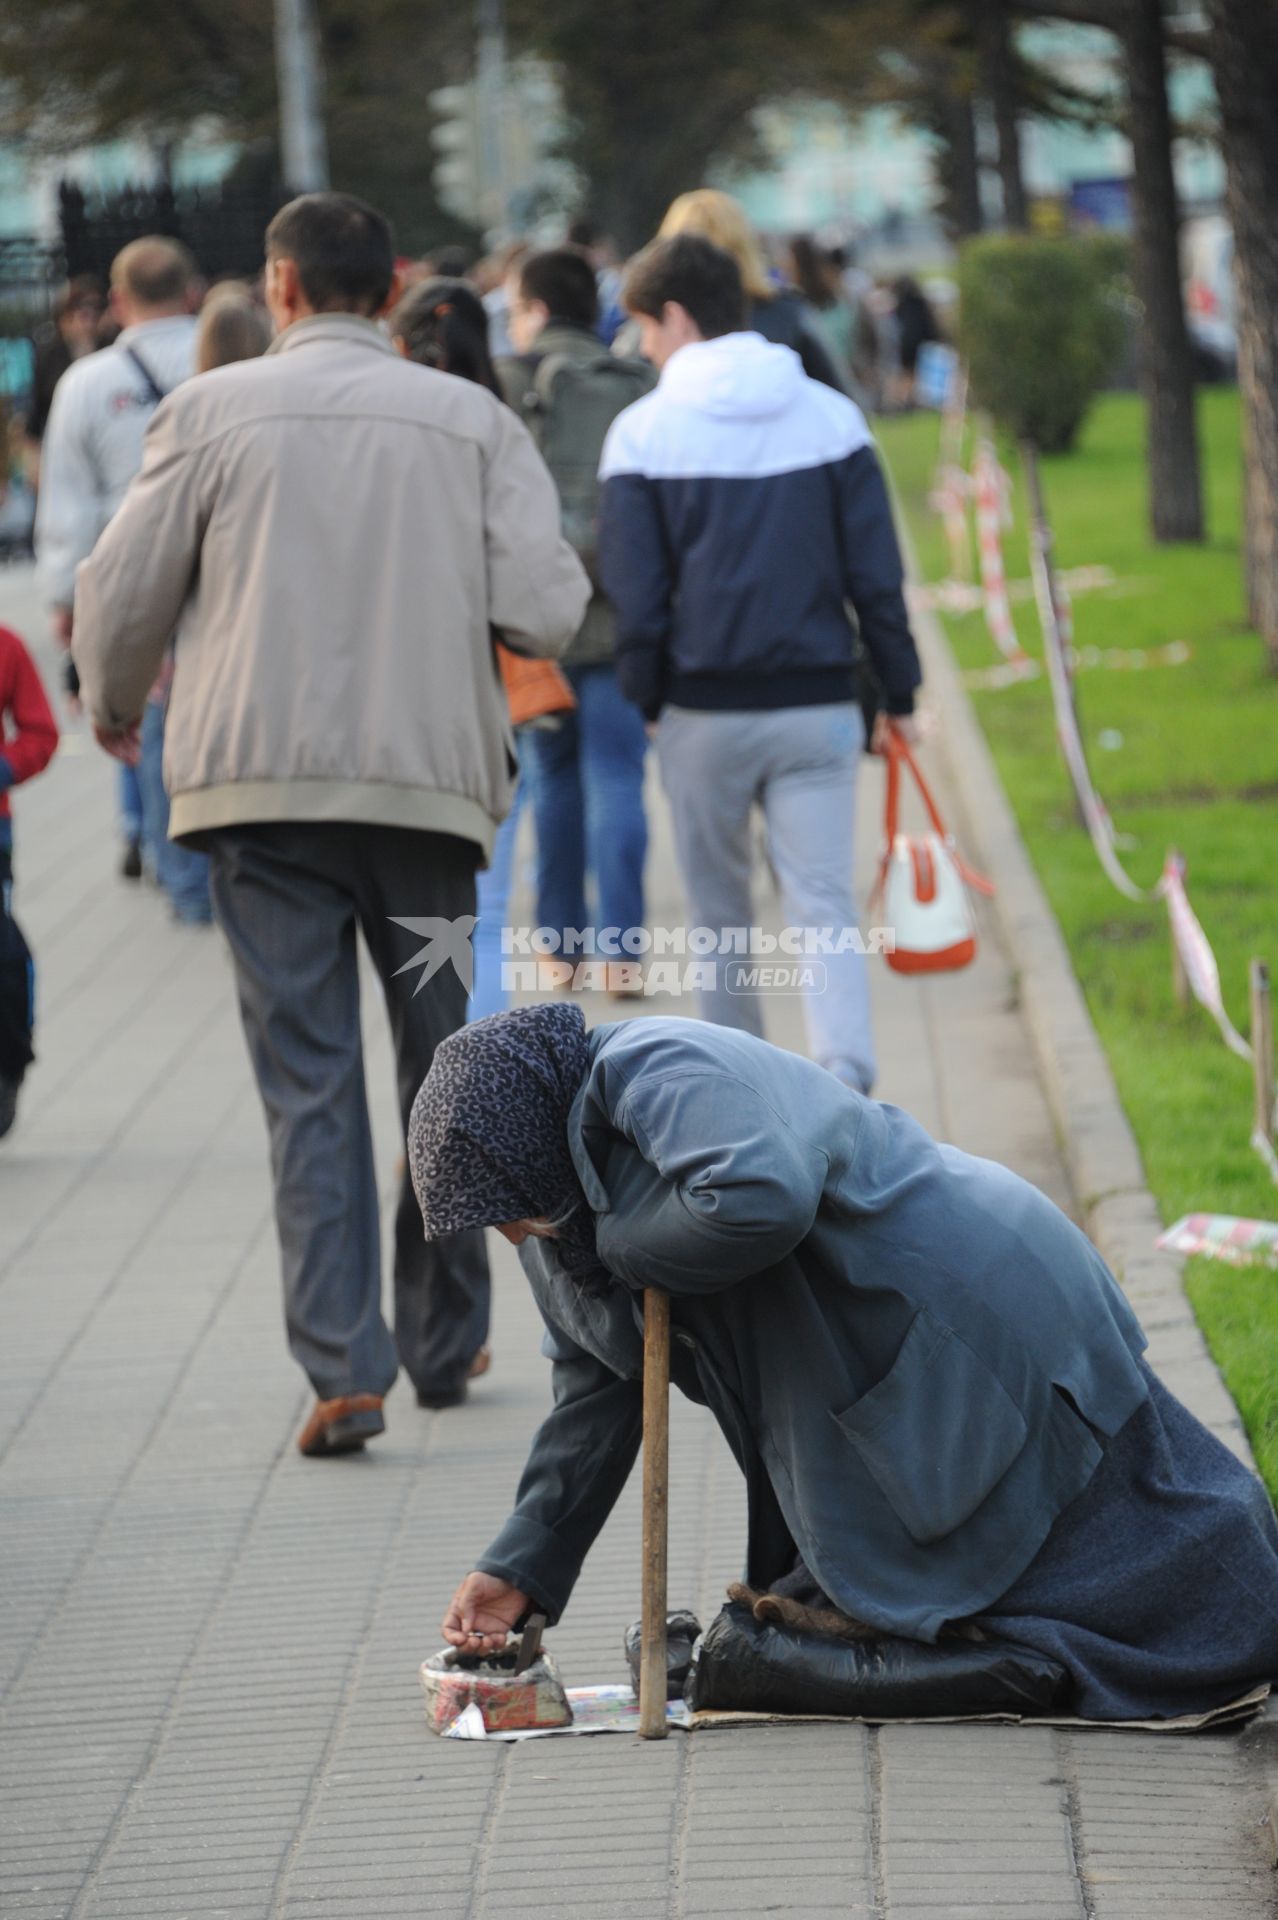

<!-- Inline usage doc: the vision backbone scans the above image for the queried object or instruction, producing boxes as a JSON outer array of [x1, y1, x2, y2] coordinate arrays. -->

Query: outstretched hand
[[442, 1571, 529, 1654]]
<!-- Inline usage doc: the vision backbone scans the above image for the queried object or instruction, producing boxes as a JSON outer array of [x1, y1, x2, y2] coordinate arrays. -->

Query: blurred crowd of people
[[1, 183, 927, 1454], [451, 201, 942, 415], [6, 187, 943, 962]]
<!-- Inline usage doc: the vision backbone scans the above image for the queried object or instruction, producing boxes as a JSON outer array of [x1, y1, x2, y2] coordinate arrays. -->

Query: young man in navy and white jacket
[[597, 233, 922, 1094]]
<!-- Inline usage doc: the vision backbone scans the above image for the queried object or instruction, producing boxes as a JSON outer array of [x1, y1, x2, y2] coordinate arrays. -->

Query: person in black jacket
[[597, 234, 923, 1098], [893, 275, 941, 406]]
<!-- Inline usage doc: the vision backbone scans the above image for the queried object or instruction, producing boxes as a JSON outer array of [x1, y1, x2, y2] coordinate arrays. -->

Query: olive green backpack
[[521, 350, 654, 584]]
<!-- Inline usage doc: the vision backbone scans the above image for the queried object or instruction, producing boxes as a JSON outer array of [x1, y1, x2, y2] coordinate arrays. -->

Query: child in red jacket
[[1, 624, 58, 1137]]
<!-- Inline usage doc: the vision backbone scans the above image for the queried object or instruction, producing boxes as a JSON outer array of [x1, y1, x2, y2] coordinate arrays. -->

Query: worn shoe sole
[[297, 1393, 385, 1457]]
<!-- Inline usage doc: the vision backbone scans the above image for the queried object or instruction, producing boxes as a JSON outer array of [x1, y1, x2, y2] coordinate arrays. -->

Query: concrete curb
[[908, 591, 1252, 1463]]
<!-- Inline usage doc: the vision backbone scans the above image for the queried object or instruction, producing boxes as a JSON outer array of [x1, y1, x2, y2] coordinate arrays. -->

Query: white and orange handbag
[[871, 733, 994, 974]]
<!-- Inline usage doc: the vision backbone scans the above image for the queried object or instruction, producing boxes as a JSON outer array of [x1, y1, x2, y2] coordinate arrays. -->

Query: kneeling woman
[[409, 1006, 1278, 1720]]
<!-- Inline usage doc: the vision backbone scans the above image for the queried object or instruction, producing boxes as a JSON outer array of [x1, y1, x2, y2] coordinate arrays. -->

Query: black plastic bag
[[624, 1610, 703, 1701], [684, 1602, 1069, 1719]]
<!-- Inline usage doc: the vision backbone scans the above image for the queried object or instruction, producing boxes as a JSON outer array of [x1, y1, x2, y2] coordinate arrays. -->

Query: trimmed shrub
[[958, 234, 1127, 453]]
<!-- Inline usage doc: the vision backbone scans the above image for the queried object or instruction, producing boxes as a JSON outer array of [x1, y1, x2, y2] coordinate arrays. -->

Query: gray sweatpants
[[206, 821, 489, 1403], [656, 702, 876, 1094]]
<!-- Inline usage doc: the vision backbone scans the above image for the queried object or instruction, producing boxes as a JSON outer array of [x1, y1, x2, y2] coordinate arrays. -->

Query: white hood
[[659, 331, 806, 420], [599, 327, 870, 483]]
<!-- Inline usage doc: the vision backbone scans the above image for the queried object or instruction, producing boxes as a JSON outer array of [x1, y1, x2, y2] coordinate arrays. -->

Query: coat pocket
[[833, 1307, 1028, 1545]]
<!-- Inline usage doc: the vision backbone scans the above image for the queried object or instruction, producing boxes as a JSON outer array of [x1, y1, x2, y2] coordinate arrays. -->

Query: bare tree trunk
[[1209, 0, 1278, 670], [979, 2, 1028, 231], [1121, 0, 1204, 541], [939, 86, 984, 239], [1245, 458, 1263, 627]]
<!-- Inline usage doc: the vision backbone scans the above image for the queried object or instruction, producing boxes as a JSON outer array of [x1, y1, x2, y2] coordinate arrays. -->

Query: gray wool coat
[[476, 1018, 1149, 1641]]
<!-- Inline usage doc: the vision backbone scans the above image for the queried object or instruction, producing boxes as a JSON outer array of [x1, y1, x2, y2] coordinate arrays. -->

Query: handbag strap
[[878, 731, 995, 898], [884, 729, 948, 841]]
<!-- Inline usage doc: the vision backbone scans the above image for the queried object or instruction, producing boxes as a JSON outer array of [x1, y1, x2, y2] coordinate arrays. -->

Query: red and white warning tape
[[962, 641, 1192, 692], [1255, 1130, 1278, 1185], [1155, 853, 1252, 1061], [1031, 523, 1151, 903], [927, 401, 1273, 1181], [1156, 860, 1275, 1179], [929, 366, 972, 584], [931, 465, 972, 585], [1156, 1213, 1278, 1266], [1031, 536, 1275, 1181], [972, 438, 1030, 670]]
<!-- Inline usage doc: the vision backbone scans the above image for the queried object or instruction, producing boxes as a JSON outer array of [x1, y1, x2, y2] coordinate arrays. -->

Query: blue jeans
[[140, 700, 212, 923], [117, 763, 143, 846], [521, 663, 648, 954], [468, 779, 525, 1023]]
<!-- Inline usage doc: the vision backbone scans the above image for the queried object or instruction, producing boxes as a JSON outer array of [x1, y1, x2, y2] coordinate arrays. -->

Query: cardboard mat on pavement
[[431, 1677, 1269, 1742]]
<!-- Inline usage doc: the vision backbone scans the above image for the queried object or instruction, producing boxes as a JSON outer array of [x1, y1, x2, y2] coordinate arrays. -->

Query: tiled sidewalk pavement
[[1, 558, 1275, 1920]]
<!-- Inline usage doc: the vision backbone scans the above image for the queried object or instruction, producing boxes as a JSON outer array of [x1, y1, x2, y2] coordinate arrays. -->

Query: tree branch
[[1011, 0, 1210, 60]]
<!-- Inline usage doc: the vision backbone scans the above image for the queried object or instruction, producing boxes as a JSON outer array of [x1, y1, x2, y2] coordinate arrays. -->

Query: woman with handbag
[[410, 1003, 1278, 1722]]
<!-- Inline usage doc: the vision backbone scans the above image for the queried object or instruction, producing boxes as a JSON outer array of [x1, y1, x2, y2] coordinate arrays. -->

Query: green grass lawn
[[878, 391, 1278, 1491]]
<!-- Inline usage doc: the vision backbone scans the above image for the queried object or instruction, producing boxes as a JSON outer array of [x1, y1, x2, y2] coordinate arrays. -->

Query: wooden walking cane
[[638, 1286, 671, 1739]]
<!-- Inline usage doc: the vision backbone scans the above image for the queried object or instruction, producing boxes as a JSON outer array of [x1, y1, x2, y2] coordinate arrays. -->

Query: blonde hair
[[196, 285, 271, 373], [657, 189, 772, 303]]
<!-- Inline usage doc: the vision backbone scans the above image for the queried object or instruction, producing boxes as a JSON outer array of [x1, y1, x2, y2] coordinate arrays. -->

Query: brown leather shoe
[[297, 1393, 385, 1458]]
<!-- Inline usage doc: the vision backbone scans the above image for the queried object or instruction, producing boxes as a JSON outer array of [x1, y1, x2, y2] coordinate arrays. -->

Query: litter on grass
[[910, 564, 1122, 619], [1156, 1213, 1278, 1268], [960, 639, 1191, 693]]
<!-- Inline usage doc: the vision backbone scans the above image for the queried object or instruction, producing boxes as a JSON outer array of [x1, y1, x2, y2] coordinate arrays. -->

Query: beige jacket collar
[[266, 312, 394, 357]]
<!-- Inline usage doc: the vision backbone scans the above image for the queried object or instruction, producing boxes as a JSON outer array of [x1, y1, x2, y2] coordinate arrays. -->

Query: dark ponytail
[[390, 276, 502, 398]]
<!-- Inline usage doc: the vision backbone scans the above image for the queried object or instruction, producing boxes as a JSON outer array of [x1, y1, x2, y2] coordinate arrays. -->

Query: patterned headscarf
[[408, 1003, 594, 1262]]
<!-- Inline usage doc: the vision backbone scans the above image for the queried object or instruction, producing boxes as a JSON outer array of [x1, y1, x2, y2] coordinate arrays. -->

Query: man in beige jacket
[[74, 193, 591, 1457]]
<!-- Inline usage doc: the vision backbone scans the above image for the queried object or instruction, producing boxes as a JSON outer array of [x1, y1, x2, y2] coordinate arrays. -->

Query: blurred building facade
[[722, 21, 1223, 262]]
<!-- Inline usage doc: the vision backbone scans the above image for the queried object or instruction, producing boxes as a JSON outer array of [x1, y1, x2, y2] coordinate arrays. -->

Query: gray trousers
[[656, 702, 876, 1094], [206, 822, 489, 1402]]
